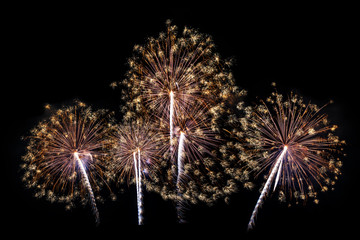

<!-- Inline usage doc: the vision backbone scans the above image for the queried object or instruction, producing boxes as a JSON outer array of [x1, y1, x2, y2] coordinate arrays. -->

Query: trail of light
[[133, 150, 143, 225], [176, 132, 186, 223], [247, 145, 288, 230], [133, 152, 139, 196], [74, 152, 100, 225], [177, 132, 185, 184], [273, 153, 284, 192], [169, 91, 174, 151], [137, 148, 143, 225]]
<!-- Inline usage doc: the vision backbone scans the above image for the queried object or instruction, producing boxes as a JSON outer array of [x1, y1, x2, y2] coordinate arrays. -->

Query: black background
[[4, 3, 357, 238]]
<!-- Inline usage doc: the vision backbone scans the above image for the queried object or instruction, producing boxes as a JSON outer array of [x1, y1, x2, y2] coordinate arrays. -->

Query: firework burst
[[111, 118, 163, 225], [112, 20, 248, 222], [21, 101, 116, 225], [165, 103, 219, 167], [163, 103, 220, 221], [242, 89, 344, 230], [142, 96, 250, 220], [111, 20, 237, 131]]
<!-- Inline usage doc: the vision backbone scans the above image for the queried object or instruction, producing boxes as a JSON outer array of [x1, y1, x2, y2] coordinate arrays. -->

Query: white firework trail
[[133, 152, 139, 195], [133, 149, 143, 225], [137, 148, 143, 225], [73, 151, 100, 225], [273, 152, 284, 192], [169, 91, 174, 151], [247, 145, 288, 230], [176, 132, 186, 223]]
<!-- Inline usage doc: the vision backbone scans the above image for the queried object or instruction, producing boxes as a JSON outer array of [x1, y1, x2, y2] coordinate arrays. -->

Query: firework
[[21, 101, 116, 225], [167, 103, 219, 167], [111, 20, 238, 132], [139, 97, 249, 220], [169, 103, 219, 222], [111, 119, 163, 225], [242, 89, 344, 230], [112, 20, 248, 222], [169, 90, 175, 150]]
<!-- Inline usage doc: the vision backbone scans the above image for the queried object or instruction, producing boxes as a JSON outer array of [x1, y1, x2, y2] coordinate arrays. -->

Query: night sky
[[5, 4, 357, 238]]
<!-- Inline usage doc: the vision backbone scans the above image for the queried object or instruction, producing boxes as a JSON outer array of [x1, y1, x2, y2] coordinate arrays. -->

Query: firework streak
[[133, 149, 143, 225], [74, 151, 100, 225], [176, 131, 186, 222], [247, 146, 287, 230], [170, 91, 175, 152]]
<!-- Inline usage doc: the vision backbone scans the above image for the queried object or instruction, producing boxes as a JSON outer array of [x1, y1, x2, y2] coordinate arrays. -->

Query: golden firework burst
[[21, 101, 116, 224]]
